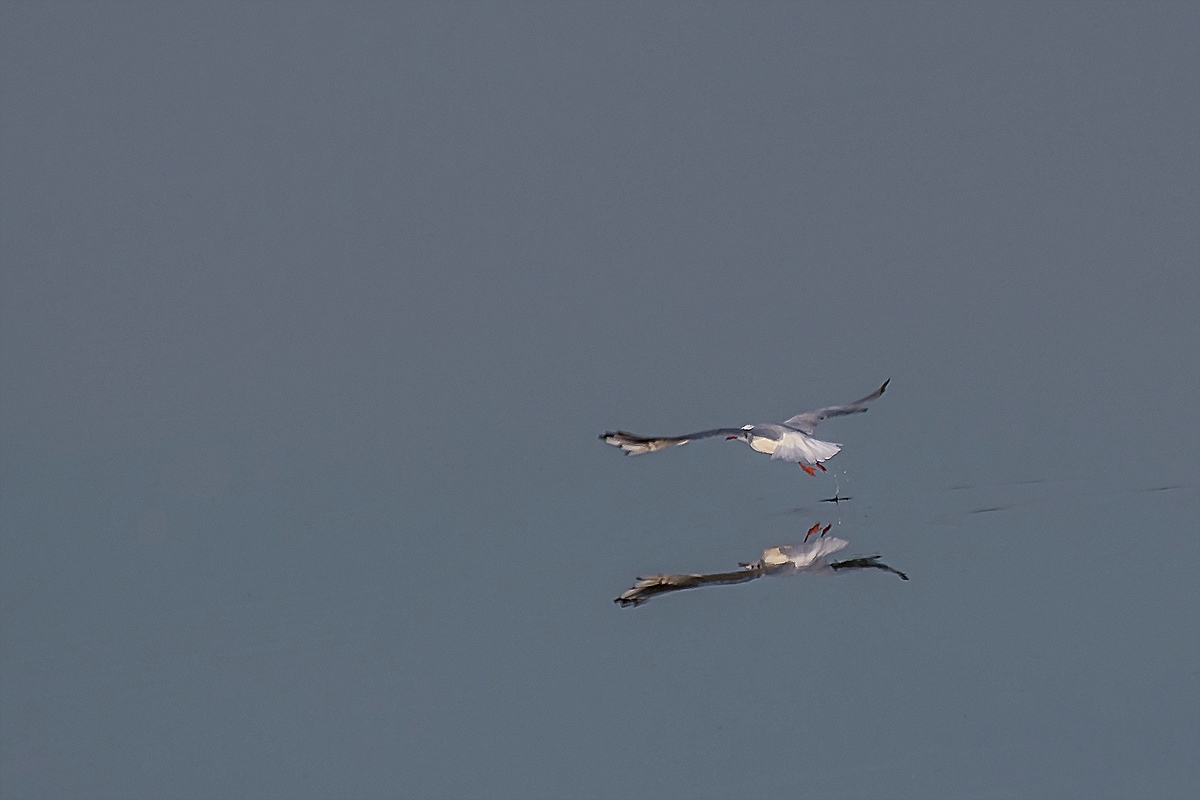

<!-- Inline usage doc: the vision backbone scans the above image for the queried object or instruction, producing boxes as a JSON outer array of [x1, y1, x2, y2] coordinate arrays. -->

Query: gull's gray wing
[[783, 379, 890, 434], [828, 555, 908, 580], [614, 566, 764, 607], [600, 427, 744, 455]]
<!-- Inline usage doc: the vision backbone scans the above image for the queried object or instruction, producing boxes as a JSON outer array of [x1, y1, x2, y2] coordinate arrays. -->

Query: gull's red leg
[[804, 522, 821, 542], [820, 524, 832, 538], [816, 462, 827, 473], [800, 464, 816, 476]]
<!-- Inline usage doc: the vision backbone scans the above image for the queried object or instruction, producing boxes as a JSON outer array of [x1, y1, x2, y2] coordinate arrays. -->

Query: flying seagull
[[614, 532, 907, 608], [600, 379, 889, 475]]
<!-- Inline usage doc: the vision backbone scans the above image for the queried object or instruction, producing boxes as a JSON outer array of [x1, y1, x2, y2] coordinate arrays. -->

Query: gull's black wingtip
[[880, 378, 891, 394]]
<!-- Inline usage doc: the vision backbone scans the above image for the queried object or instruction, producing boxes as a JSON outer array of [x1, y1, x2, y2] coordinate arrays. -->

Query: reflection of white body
[[758, 536, 849, 570], [601, 380, 888, 475], [615, 533, 907, 608]]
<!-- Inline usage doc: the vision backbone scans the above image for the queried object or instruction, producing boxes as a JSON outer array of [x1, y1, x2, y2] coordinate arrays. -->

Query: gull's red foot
[[816, 462, 827, 473], [819, 523, 832, 538], [804, 522, 822, 542], [800, 464, 817, 476]]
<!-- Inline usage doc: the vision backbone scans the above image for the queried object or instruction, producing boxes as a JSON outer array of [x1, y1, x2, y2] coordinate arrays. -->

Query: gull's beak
[[726, 435, 738, 440]]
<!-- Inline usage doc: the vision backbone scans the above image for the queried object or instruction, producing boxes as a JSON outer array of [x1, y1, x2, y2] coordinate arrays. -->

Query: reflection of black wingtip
[[830, 556, 908, 581], [821, 495, 851, 504]]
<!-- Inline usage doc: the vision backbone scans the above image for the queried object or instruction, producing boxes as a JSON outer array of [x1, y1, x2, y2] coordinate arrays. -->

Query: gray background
[[2, 2, 1197, 798]]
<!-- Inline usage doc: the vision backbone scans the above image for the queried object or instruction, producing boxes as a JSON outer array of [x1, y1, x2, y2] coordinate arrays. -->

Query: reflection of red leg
[[800, 464, 816, 476], [804, 522, 821, 542], [816, 462, 827, 473]]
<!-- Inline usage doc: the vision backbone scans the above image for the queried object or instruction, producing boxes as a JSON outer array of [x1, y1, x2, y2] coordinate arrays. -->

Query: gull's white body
[[742, 424, 843, 465]]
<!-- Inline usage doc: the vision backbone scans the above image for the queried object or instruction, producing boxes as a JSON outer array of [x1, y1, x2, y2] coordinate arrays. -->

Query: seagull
[[614, 531, 907, 607], [600, 379, 889, 475]]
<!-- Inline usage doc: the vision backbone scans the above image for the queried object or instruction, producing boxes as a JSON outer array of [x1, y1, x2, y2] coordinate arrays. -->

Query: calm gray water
[[2, 3, 1197, 798]]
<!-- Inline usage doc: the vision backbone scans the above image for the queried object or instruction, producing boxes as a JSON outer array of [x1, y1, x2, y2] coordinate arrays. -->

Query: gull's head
[[726, 424, 754, 441]]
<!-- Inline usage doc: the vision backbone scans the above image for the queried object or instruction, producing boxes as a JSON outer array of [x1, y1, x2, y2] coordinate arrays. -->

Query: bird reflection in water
[[615, 527, 907, 608]]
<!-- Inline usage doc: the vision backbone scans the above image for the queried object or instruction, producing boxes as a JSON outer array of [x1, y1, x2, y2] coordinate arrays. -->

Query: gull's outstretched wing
[[614, 567, 763, 607], [600, 428, 744, 455], [783, 379, 890, 435], [828, 555, 909, 580]]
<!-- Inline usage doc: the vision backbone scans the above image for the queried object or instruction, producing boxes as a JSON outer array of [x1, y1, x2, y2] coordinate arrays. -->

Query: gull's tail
[[771, 435, 841, 465]]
